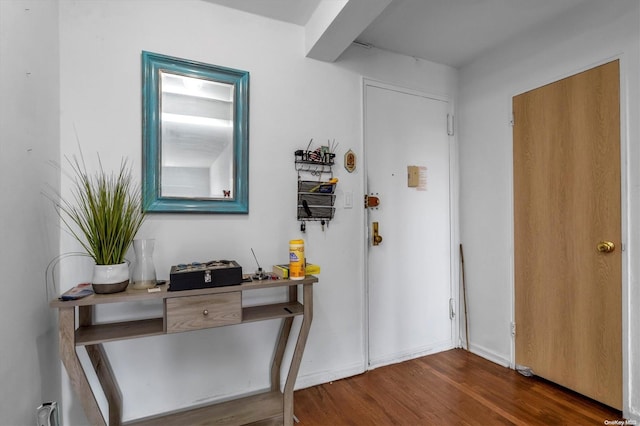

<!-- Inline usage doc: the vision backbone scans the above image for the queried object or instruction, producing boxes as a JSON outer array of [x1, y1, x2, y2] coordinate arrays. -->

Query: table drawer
[[165, 292, 241, 333]]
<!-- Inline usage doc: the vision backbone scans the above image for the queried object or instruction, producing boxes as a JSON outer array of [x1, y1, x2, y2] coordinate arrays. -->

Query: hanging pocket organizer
[[297, 180, 336, 221]]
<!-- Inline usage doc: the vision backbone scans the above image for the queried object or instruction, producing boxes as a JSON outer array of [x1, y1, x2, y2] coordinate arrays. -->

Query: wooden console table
[[50, 276, 318, 426]]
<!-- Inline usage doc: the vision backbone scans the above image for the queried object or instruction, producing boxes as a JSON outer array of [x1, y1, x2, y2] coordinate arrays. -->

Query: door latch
[[372, 222, 383, 246]]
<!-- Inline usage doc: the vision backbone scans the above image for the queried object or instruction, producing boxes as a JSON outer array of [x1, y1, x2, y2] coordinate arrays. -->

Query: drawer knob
[[203, 309, 209, 316]]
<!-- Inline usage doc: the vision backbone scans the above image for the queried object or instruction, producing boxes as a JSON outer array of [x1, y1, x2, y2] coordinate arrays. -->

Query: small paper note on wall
[[408, 165, 427, 191]]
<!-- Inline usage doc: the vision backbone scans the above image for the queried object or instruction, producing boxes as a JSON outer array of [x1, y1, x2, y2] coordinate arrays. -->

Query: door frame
[[508, 55, 629, 410], [361, 78, 460, 369]]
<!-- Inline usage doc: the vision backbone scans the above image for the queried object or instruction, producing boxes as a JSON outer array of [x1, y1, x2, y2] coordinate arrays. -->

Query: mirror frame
[[141, 51, 249, 213]]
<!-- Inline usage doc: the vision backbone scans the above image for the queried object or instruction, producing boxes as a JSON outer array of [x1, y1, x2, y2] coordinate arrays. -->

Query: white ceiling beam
[[305, 0, 392, 62]]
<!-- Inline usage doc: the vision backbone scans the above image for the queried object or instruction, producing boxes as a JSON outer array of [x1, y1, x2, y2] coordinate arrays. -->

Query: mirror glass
[[142, 51, 249, 213]]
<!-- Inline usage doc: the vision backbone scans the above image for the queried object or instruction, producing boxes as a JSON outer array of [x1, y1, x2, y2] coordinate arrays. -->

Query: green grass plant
[[57, 155, 146, 265]]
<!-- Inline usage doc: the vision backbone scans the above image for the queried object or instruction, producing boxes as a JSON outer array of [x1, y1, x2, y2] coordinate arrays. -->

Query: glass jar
[[131, 239, 157, 289]]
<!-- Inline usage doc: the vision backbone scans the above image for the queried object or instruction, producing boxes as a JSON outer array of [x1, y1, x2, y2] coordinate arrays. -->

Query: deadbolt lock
[[597, 241, 615, 253]]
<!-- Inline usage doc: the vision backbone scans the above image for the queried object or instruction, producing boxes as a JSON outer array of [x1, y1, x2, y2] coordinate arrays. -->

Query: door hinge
[[447, 114, 454, 136], [511, 322, 516, 337], [449, 298, 455, 319], [509, 112, 515, 127]]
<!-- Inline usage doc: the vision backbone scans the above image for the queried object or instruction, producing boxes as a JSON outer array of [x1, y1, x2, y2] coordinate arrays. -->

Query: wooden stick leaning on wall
[[460, 244, 470, 351]]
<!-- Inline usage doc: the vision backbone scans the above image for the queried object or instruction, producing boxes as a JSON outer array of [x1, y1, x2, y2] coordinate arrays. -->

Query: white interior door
[[365, 81, 453, 368]]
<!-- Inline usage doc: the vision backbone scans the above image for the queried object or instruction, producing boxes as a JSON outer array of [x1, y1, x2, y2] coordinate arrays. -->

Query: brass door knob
[[597, 241, 615, 253]]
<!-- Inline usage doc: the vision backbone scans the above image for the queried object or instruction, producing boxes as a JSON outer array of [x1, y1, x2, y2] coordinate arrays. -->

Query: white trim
[[361, 77, 459, 370], [369, 340, 454, 370], [469, 343, 511, 369], [448, 102, 461, 350], [363, 77, 451, 103], [294, 361, 366, 391], [360, 77, 369, 372], [508, 54, 630, 413], [618, 53, 632, 419]]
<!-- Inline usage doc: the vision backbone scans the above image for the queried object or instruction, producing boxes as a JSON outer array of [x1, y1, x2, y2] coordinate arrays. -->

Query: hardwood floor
[[294, 349, 624, 425]]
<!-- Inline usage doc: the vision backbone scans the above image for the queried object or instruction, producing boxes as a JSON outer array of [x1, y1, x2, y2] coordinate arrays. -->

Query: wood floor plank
[[294, 349, 624, 425]]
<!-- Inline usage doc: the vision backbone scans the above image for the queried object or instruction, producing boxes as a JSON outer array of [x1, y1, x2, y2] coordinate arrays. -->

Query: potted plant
[[56, 155, 146, 294]]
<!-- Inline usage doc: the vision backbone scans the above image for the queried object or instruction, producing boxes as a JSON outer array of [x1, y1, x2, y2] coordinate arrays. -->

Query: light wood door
[[365, 81, 453, 368], [513, 60, 621, 409]]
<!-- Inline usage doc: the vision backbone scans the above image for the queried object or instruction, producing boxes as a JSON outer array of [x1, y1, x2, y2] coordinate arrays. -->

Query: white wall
[[0, 0, 61, 423], [458, 0, 639, 419], [57, 1, 457, 424]]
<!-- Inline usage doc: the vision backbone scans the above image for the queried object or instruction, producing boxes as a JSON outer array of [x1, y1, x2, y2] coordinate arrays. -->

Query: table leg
[[86, 344, 123, 426], [59, 307, 106, 426], [283, 284, 313, 426], [78, 306, 123, 426], [271, 285, 298, 393], [271, 317, 293, 393]]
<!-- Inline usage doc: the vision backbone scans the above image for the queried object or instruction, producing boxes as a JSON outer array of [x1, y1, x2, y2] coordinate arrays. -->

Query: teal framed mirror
[[142, 51, 249, 213]]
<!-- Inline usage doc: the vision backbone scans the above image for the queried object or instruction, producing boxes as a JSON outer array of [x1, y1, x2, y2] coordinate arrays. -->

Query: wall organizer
[[295, 142, 337, 232]]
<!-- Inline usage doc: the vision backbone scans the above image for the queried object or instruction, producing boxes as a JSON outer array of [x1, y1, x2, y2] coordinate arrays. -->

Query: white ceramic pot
[[92, 263, 129, 294]]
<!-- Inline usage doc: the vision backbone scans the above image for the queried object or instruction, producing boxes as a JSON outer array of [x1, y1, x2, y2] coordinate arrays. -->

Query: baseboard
[[468, 343, 511, 368], [626, 407, 640, 423], [294, 343, 508, 392], [369, 339, 454, 370], [294, 340, 456, 390], [294, 361, 366, 391]]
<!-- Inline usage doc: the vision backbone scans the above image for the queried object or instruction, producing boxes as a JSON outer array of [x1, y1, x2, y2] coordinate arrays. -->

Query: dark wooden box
[[169, 260, 243, 291]]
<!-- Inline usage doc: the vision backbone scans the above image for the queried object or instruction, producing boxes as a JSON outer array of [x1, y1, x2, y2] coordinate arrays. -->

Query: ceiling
[[202, 0, 322, 26], [203, 0, 589, 68]]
